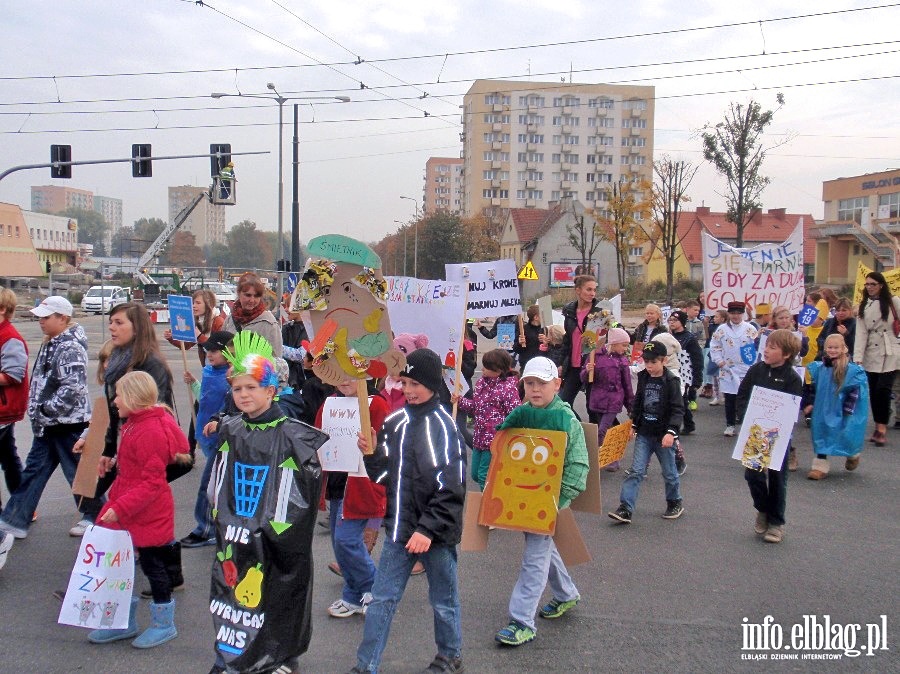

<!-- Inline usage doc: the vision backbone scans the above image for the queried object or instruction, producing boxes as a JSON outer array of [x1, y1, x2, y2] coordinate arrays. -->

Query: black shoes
[[608, 504, 632, 524], [663, 500, 684, 519], [180, 532, 215, 548]]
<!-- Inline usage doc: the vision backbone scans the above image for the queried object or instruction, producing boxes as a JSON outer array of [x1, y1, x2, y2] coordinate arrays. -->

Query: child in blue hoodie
[[179, 331, 233, 547]]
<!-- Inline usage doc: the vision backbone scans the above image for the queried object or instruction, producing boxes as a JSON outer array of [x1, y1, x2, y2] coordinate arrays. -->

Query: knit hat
[[606, 327, 630, 345], [668, 310, 688, 327], [393, 332, 429, 355], [399, 348, 443, 393], [641, 340, 667, 360]]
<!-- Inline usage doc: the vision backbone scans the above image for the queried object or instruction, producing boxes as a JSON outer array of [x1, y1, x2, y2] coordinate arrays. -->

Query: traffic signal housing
[[132, 144, 152, 177], [50, 145, 72, 179]]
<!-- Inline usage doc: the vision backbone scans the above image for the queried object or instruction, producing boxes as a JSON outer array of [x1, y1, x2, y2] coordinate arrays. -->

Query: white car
[[81, 286, 129, 314], [183, 281, 236, 308]]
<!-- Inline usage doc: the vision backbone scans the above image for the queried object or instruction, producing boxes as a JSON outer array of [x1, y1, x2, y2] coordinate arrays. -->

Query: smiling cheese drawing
[[479, 428, 568, 535]]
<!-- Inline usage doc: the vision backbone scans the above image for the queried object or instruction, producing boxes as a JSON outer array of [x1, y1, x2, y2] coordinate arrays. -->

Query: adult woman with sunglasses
[[222, 272, 283, 357], [853, 271, 900, 446]]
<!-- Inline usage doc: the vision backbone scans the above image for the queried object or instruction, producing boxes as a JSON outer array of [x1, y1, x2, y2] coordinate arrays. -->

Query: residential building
[[461, 79, 655, 226], [93, 195, 123, 252], [168, 186, 226, 248], [31, 185, 93, 213], [643, 206, 817, 284], [0, 203, 46, 277], [423, 157, 463, 215], [23, 210, 79, 269], [499, 197, 617, 299], [811, 168, 900, 285]]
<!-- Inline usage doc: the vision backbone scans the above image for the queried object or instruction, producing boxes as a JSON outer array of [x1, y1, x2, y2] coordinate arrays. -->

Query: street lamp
[[400, 195, 419, 277], [211, 86, 350, 317], [393, 219, 407, 276]]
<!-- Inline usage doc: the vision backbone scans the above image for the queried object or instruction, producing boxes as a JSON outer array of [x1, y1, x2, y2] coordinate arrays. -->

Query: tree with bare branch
[[566, 201, 608, 275], [642, 157, 698, 304], [701, 94, 788, 247], [595, 179, 652, 290]]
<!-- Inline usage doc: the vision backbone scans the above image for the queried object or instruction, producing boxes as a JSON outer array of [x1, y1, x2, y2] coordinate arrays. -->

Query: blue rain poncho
[[807, 360, 869, 457]]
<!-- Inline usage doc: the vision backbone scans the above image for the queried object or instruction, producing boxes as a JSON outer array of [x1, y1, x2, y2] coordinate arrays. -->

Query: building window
[[552, 96, 581, 107], [838, 197, 869, 224], [622, 118, 648, 128], [518, 95, 545, 107], [485, 94, 510, 105], [878, 192, 900, 219], [517, 152, 544, 162], [588, 97, 614, 109], [518, 114, 545, 125], [516, 189, 543, 200], [622, 99, 647, 110], [517, 133, 544, 144], [588, 117, 615, 128], [629, 246, 644, 257], [483, 113, 510, 123]]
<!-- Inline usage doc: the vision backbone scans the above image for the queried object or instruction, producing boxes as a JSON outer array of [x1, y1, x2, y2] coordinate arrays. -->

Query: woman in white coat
[[709, 301, 759, 437], [853, 271, 900, 446]]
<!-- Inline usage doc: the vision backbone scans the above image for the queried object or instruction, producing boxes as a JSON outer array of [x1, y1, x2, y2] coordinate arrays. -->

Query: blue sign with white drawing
[[797, 304, 819, 328], [496, 323, 515, 351], [740, 343, 757, 365], [168, 295, 197, 343]]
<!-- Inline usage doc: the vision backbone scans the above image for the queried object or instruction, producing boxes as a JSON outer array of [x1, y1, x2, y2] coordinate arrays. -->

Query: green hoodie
[[499, 395, 589, 510]]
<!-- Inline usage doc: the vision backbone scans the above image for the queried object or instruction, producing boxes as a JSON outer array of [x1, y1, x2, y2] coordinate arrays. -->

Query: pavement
[[0, 314, 897, 673]]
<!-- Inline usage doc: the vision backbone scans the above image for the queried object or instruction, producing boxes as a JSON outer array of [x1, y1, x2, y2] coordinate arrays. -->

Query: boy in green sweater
[[494, 357, 589, 647]]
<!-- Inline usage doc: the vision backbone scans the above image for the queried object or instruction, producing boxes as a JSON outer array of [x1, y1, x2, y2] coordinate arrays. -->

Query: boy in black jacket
[[349, 349, 466, 674], [736, 329, 802, 544], [609, 341, 685, 524]]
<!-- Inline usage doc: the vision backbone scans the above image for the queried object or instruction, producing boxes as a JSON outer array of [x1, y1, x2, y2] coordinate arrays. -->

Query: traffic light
[[131, 144, 152, 177], [210, 143, 231, 177], [50, 144, 72, 179]]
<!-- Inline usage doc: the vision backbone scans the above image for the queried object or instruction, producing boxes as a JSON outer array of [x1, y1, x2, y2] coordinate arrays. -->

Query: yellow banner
[[854, 262, 900, 305]]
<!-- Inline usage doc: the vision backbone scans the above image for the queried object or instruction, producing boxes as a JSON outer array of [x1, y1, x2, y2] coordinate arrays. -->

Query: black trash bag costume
[[209, 410, 326, 673]]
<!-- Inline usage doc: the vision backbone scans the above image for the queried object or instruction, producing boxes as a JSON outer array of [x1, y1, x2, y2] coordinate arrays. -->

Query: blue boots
[[132, 599, 178, 649], [88, 597, 177, 648], [88, 597, 140, 643]]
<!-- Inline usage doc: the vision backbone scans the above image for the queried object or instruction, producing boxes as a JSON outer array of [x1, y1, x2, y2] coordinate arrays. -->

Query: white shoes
[[0, 531, 13, 571], [68, 518, 93, 537], [723, 426, 736, 437], [328, 592, 372, 618], [0, 519, 27, 540], [709, 398, 723, 406]]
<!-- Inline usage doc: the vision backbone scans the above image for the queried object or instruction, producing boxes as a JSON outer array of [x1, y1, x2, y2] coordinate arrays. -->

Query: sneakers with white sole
[[723, 426, 736, 437], [0, 519, 28, 540], [328, 598, 366, 618], [68, 518, 93, 537], [0, 531, 13, 571]]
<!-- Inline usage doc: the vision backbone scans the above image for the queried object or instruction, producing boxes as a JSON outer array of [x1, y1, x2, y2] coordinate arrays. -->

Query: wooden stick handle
[[357, 379, 373, 455], [180, 342, 197, 428]]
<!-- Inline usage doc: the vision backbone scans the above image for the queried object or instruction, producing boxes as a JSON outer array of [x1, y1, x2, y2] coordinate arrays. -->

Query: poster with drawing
[[318, 397, 365, 473], [385, 276, 466, 363], [599, 420, 632, 468], [446, 259, 521, 319], [731, 387, 801, 471], [168, 295, 197, 343], [59, 525, 135, 629]]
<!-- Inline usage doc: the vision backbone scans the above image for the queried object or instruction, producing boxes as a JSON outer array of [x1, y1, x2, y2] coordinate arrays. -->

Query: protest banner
[[445, 260, 521, 319], [168, 295, 196, 343], [732, 387, 801, 471], [854, 261, 900, 305], [59, 526, 134, 629], [318, 397, 365, 474], [702, 223, 805, 314], [536, 295, 554, 327], [385, 276, 466, 362]]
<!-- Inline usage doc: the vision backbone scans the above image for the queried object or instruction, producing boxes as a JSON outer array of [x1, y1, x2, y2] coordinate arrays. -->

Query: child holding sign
[[89, 371, 190, 648]]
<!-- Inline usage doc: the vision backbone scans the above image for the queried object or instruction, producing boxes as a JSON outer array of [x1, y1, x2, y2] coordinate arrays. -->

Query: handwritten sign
[[732, 387, 801, 471], [854, 262, 900, 305], [385, 277, 466, 359], [59, 525, 135, 629], [796, 304, 819, 327], [496, 323, 515, 351], [318, 397, 364, 473], [702, 223, 805, 314], [307, 234, 382, 268], [599, 420, 632, 468], [168, 295, 197, 343], [446, 259, 521, 319]]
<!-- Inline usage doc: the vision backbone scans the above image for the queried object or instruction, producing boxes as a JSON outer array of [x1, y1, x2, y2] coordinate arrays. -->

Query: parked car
[[81, 286, 129, 314], [182, 281, 236, 307]]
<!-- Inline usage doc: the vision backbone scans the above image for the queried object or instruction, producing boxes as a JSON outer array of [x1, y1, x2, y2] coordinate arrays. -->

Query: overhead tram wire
[[2, 3, 897, 81]]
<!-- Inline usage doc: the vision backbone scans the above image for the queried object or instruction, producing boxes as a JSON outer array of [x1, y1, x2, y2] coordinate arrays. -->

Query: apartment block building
[[93, 195, 123, 253], [461, 80, 655, 220], [31, 185, 94, 213], [423, 157, 463, 215], [168, 185, 226, 249]]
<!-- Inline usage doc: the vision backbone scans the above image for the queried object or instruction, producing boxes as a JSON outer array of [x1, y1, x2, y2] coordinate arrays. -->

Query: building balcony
[[631, 108, 643, 117], [491, 161, 502, 169], [491, 198, 501, 206], [526, 180, 536, 189], [492, 104, 503, 112], [560, 181, 572, 189], [562, 106, 574, 115], [527, 123, 539, 133], [594, 107, 608, 117], [525, 198, 537, 207], [631, 127, 641, 136], [526, 143, 537, 152], [562, 125, 573, 134], [629, 146, 640, 154], [561, 162, 572, 171], [492, 141, 502, 150], [491, 179, 502, 188]]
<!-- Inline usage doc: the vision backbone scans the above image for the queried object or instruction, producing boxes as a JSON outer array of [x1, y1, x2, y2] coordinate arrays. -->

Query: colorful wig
[[223, 331, 279, 388]]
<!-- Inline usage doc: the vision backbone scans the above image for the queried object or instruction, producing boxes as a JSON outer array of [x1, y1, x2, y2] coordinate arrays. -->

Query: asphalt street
[[0, 314, 896, 673]]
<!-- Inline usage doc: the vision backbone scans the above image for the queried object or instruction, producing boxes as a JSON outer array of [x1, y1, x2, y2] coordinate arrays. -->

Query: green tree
[[133, 217, 167, 245], [701, 94, 788, 247], [595, 180, 652, 290], [205, 241, 232, 268], [227, 220, 272, 270], [162, 231, 204, 268], [417, 212, 470, 280], [58, 207, 108, 250]]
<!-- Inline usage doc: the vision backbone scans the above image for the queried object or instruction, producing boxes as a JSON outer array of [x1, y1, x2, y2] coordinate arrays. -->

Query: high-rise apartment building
[[423, 157, 463, 215], [31, 185, 94, 213], [461, 80, 654, 219], [93, 195, 123, 253], [168, 186, 226, 249]]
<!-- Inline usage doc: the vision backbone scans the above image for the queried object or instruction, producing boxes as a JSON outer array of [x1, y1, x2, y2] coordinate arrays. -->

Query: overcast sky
[[2, 1, 899, 251]]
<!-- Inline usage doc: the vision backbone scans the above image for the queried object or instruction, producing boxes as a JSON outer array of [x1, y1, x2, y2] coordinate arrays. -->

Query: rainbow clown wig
[[223, 331, 279, 388]]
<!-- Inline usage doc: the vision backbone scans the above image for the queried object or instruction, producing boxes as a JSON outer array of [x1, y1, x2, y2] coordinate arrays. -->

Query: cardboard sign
[[796, 304, 819, 328], [570, 422, 601, 515], [445, 259, 521, 319], [72, 396, 109, 499], [58, 525, 134, 629], [732, 386, 801, 471], [317, 397, 364, 473], [702, 223, 805, 313], [496, 323, 515, 351], [168, 294, 197, 343], [385, 277, 466, 361], [536, 295, 554, 328], [854, 262, 900, 305], [598, 419, 632, 468]]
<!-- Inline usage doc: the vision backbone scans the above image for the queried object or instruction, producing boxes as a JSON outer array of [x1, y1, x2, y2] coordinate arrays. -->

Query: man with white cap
[[0, 296, 98, 542]]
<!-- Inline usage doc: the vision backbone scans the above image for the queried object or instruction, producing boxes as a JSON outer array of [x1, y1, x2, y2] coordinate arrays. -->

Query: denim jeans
[[745, 445, 789, 526], [508, 532, 579, 630], [189, 443, 216, 539], [0, 425, 101, 530], [0, 424, 22, 506], [331, 500, 377, 605], [356, 538, 461, 672], [619, 433, 681, 512]]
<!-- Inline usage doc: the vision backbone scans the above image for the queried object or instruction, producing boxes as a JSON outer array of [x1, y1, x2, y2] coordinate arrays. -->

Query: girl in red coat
[[88, 371, 190, 649]]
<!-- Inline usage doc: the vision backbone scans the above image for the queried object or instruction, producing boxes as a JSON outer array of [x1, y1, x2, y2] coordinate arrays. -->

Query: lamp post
[[211, 86, 349, 317], [393, 219, 407, 276], [400, 195, 419, 277]]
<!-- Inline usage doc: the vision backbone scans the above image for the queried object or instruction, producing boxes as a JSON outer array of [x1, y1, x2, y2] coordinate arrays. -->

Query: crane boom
[[137, 189, 208, 269]]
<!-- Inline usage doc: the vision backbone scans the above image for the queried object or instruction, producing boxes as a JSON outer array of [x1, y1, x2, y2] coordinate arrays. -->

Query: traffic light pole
[[0, 151, 269, 184]]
